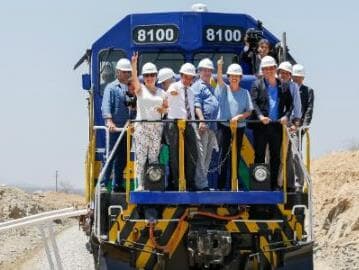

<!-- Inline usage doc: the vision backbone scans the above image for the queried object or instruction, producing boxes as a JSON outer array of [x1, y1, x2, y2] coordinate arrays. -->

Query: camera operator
[[240, 28, 271, 75]]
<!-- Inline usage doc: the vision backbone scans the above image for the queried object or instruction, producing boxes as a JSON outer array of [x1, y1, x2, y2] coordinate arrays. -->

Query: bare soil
[[312, 150, 359, 270], [0, 187, 86, 270]]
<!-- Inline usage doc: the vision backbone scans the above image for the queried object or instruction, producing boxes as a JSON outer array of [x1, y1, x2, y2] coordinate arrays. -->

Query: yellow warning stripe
[[241, 134, 255, 166], [226, 221, 277, 267], [278, 204, 303, 241], [109, 204, 137, 244], [136, 208, 177, 268]]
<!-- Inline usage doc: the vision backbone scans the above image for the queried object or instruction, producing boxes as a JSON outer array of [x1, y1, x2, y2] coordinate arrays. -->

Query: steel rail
[[0, 208, 87, 232], [0, 207, 75, 228]]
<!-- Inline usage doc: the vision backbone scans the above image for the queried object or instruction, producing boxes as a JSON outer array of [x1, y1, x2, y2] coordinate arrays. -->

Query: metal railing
[[126, 119, 293, 193], [90, 120, 313, 242], [285, 126, 313, 242], [94, 122, 128, 239], [0, 207, 87, 270]]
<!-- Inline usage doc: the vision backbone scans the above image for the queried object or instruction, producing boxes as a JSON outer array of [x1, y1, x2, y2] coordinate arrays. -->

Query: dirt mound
[[312, 150, 359, 270], [0, 186, 86, 269]]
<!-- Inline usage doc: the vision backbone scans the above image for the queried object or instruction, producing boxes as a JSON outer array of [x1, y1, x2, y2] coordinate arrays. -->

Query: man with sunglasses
[[101, 58, 132, 193], [249, 56, 293, 190], [165, 63, 200, 190]]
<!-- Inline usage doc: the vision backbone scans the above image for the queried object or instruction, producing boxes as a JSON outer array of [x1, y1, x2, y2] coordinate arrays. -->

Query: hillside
[[312, 150, 359, 270]]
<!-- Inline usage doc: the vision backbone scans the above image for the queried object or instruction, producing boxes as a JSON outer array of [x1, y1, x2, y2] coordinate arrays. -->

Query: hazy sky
[[0, 1, 358, 189]]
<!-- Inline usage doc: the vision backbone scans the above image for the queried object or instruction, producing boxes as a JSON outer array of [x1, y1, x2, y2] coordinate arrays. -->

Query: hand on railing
[[259, 115, 271, 125], [105, 119, 123, 133]]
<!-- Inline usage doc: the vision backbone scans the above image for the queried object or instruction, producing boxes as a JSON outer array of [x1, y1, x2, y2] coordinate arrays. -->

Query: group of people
[[100, 49, 314, 192]]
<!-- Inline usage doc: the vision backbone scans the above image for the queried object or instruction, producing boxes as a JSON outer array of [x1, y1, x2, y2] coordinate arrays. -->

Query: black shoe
[[196, 187, 210, 191], [112, 185, 125, 193]]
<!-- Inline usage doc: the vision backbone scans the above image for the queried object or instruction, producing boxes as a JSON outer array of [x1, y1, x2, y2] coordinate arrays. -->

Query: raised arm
[[216, 56, 224, 86], [131, 52, 141, 95]]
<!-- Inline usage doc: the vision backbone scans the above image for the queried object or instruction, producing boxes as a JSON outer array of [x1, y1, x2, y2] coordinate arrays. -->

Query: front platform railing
[[91, 119, 312, 240]]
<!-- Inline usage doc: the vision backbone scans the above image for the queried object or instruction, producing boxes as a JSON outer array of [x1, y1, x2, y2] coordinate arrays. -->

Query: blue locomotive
[[75, 4, 313, 270]]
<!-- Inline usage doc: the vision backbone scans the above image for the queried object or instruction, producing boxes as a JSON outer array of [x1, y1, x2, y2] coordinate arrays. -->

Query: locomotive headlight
[[146, 165, 164, 182], [253, 165, 269, 182], [144, 163, 165, 191]]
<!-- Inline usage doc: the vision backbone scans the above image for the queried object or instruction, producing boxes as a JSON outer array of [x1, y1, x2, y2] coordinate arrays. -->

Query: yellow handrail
[[177, 120, 186, 191], [230, 120, 238, 191], [86, 92, 96, 203]]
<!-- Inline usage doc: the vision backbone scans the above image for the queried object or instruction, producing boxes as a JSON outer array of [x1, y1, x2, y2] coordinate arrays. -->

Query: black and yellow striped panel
[[277, 204, 303, 241], [226, 220, 279, 267], [136, 207, 187, 269], [109, 206, 300, 269]]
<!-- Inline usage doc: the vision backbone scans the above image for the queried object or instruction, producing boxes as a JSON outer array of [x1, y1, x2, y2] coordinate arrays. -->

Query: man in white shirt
[[165, 63, 201, 190]]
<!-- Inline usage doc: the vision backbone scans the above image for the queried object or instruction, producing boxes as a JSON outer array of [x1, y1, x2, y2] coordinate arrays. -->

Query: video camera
[[245, 28, 264, 50], [124, 91, 137, 108]]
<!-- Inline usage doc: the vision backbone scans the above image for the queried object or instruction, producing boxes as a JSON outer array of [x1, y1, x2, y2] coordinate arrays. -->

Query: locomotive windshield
[[98, 49, 126, 95], [138, 52, 185, 73]]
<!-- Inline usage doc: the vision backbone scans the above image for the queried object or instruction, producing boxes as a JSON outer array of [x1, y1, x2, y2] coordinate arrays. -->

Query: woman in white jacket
[[131, 52, 168, 191]]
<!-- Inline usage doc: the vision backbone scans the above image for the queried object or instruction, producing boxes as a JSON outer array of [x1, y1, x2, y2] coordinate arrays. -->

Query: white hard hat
[[191, 3, 208, 12], [278, 61, 293, 73], [141, 62, 158, 75], [197, 58, 214, 70], [157, 68, 175, 83], [292, 64, 305, 77], [115, 58, 131, 71], [260, 56, 277, 68], [226, 63, 243, 76], [179, 63, 196, 76]]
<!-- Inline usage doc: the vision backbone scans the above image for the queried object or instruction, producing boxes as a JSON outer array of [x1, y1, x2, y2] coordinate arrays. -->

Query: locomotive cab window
[[193, 52, 238, 72], [139, 52, 185, 74], [98, 49, 126, 95]]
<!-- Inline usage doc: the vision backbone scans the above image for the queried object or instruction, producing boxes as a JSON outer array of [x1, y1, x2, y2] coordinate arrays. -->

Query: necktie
[[184, 87, 192, 120]]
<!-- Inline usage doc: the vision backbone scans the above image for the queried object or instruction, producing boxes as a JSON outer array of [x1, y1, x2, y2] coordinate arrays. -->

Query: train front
[[76, 6, 314, 270]]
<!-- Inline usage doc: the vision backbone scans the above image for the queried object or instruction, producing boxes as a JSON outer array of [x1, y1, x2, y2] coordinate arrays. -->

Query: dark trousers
[[253, 123, 282, 189], [165, 122, 198, 190], [217, 124, 245, 190], [101, 131, 127, 189]]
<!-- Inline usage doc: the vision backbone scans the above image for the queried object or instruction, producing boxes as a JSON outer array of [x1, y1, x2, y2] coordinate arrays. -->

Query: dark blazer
[[299, 84, 314, 126], [249, 78, 293, 124]]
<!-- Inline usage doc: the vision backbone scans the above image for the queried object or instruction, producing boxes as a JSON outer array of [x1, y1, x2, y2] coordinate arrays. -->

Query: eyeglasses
[[143, 73, 156, 78]]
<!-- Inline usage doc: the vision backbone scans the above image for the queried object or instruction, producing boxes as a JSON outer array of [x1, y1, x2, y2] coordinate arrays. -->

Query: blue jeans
[[101, 132, 126, 189]]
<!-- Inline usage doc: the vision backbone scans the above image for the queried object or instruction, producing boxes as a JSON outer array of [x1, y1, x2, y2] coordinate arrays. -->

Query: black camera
[[124, 91, 137, 108], [245, 28, 264, 49]]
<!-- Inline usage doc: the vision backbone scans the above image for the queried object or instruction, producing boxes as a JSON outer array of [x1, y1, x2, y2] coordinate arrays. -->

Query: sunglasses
[[143, 73, 156, 78], [262, 66, 276, 71]]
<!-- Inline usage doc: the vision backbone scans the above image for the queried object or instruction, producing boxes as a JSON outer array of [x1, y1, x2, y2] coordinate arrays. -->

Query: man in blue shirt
[[192, 58, 219, 191], [101, 58, 132, 192], [250, 56, 293, 190]]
